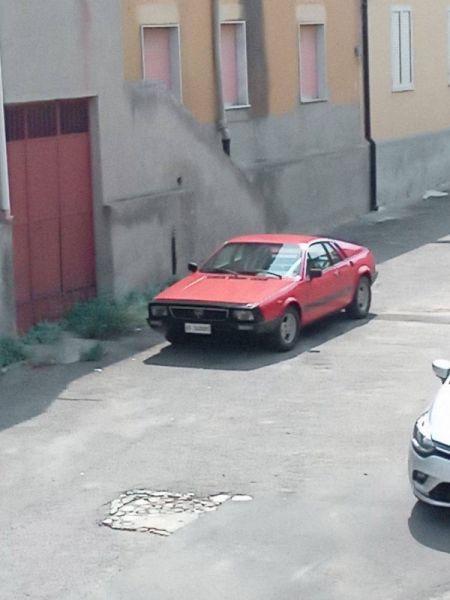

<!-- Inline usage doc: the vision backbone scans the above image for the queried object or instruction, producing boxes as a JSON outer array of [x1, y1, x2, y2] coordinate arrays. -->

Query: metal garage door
[[6, 100, 96, 333]]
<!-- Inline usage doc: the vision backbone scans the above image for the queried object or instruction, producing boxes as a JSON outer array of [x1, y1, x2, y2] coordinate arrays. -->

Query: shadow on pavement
[[324, 197, 450, 265], [0, 329, 161, 432], [408, 501, 450, 553], [143, 313, 375, 371]]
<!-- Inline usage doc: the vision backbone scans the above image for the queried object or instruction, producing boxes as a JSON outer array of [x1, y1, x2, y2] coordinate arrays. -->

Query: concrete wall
[[0, 223, 15, 335], [102, 82, 265, 294], [376, 130, 450, 208]]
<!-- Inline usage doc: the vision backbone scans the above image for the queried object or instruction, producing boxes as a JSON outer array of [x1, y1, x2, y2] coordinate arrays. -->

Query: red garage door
[[6, 100, 96, 333]]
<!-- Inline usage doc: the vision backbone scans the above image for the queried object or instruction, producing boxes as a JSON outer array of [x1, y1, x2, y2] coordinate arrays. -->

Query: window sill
[[225, 104, 252, 111], [300, 97, 328, 104], [392, 86, 414, 93]]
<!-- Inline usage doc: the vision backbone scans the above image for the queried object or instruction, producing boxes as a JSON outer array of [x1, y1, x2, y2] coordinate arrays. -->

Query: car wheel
[[346, 276, 371, 319], [270, 306, 300, 352]]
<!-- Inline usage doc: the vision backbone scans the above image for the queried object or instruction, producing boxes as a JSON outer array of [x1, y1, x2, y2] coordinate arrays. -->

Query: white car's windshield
[[201, 242, 303, 277]]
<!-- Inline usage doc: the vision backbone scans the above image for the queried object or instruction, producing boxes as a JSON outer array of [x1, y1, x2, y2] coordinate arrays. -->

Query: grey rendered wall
[[98, 83, 265, 295], [376, 130, 450, 208], [229, 104, 370, 232], [0, 223, 15, 335]]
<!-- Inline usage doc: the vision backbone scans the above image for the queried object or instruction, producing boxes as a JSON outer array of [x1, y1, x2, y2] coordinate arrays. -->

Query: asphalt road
[[2, 197, 450, 600]]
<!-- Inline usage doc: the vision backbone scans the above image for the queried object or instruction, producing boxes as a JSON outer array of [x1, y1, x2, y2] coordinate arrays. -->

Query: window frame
[[323, 242, 343, 266], [298, 22, 328, 103], [307, 242, 333, 271], [390, 5, 414, 92], [221, 20, 250, 110], [140, 24, 183, 101]]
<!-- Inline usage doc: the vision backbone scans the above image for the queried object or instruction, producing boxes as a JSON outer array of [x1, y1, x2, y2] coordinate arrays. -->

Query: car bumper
[[147, 315, 281, 337], [408, 444, 450, 506]]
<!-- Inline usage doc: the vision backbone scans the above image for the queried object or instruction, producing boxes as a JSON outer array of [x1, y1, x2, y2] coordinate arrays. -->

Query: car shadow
[[408, 501, 450, 553], [143, 313, 375, 371]]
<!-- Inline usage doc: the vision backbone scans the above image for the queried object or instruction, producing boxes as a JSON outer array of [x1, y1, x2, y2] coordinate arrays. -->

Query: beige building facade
[[367, 0, 450, 206]]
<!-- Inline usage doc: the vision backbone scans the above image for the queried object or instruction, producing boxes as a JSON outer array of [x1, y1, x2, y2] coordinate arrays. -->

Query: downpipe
[[212, 0, 231, 155], [361, 0, 378, 211], [0, 48, 12, 222]]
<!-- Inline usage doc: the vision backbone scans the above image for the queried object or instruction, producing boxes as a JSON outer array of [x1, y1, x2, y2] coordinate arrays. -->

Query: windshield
[[201, 242, 303, 277]]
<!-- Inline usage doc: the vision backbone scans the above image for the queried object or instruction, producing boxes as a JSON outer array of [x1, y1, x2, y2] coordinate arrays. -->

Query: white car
[[409, 359, 450, 506]]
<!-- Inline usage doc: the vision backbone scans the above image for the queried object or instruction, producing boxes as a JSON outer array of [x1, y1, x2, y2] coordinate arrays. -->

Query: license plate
[[184, 323, 212, 335]]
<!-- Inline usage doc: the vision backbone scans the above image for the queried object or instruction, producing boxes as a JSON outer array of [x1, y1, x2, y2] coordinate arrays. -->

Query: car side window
[[323, 242, 342, 265], [307, 243, 332, 271]]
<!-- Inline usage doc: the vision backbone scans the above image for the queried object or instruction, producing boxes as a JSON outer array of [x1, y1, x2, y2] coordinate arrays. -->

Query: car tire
[[269, 306, 300, 352], [346, 275, 371, 319]]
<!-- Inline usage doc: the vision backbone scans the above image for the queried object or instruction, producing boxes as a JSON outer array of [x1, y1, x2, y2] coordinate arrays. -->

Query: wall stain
[[243, 0, 269, 117]]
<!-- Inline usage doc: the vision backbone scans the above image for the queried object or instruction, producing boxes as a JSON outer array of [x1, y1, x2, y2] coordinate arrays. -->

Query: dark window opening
[[27, 104, 57, 138], [5, 106, 25, 141], [60, 100, 89, 134]]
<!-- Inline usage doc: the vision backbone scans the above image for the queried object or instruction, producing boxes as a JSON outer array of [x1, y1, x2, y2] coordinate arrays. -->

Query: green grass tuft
[[66, 278, 180, 340], [79, 342, 104, 362], [66, 296, 133, 339], [23, 320, 64, 345], [0, 336, 27, 368]]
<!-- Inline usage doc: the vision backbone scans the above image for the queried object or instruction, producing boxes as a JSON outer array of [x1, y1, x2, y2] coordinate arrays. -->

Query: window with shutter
[[391, 6, 413, 91], [299, 24, 327, 102]]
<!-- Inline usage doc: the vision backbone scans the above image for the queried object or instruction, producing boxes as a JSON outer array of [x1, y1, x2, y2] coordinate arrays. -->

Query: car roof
[[226, 233, 321, 245]]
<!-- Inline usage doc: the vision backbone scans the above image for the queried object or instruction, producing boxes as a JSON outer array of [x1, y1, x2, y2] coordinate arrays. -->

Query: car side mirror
[[308, 267, 322, 279], [188, 261, 198, 273], [432, 359, 450, 383]]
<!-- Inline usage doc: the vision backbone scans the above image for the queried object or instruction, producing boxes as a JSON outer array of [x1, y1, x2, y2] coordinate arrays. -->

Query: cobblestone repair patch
[[102, 490, 252, 536]]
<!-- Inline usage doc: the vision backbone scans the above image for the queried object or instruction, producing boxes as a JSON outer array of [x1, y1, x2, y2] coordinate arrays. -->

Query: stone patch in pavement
[[102, 490, 252, 536]]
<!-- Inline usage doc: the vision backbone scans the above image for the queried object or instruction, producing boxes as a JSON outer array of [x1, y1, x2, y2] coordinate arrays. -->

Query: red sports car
[[147, 234, 377, 351]]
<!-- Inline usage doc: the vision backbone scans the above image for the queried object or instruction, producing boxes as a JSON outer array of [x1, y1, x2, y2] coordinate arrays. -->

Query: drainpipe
[[212, 0, 231, 155], [361, 0, 378, 211], [0, 49, 11, 222]]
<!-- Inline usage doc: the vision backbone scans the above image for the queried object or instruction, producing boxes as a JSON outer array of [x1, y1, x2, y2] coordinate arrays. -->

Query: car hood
[[155, 273, 296, 306], [430, 383, 450, 445]]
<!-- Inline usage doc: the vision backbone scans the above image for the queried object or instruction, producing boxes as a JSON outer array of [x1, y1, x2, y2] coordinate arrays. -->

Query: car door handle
[[334, 271, 340, 277]]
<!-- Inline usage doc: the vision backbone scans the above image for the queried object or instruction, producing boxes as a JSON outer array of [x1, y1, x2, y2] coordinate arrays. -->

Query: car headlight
[[412, 413, 435, 456], [232, 309, 255, 322], [150, 305, 169, 317]]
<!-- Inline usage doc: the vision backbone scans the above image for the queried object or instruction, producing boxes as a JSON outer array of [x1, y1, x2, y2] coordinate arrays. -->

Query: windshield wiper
[[209, 267, 239, 275], [254, 270, 283, 279]]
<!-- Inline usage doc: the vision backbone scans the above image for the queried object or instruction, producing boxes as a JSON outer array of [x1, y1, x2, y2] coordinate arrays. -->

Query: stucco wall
[[367, 0, 450, 207], [0, 223, 15, 335], [369, 0, 450, 141], [376, 130, 450, 208], [103, 83, 265, 295]]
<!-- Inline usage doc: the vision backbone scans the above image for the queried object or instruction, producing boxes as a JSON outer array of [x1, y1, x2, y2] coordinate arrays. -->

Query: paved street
[[2, 197, 450, 600]]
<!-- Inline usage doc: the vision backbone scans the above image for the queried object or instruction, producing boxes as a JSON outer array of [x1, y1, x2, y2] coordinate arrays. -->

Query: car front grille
[[429, 483, 450, 503], [169, 306, 229, 321]]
